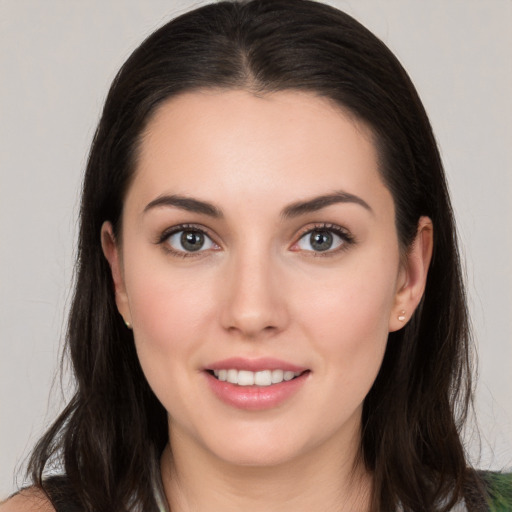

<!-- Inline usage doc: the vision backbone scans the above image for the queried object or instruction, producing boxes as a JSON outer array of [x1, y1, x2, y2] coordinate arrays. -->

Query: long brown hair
[[28, 1, 476, 510]]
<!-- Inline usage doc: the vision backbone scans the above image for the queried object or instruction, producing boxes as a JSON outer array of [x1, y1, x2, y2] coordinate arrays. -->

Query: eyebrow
[[144, 194, 223, 218], [143, 190, 372, 219], [281, 191, 373, 218]]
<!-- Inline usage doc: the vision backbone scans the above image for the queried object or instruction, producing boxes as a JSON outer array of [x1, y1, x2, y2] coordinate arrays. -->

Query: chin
[[215, 443, 304, 468], [199, 421, 340, 470]]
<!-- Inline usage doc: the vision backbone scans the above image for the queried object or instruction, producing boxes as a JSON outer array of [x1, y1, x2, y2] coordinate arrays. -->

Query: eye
[[293, 225, 353, 254], [162, 227, 218, 254]]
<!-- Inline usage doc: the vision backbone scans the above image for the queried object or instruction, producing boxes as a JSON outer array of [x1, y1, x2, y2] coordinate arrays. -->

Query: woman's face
[[103, 90, 429, 468]]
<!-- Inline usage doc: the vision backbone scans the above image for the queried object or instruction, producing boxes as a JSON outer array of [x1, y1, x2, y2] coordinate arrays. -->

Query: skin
[[0, 489, 55, 512], [93, 89, 433, 512], [0, 90, 433, 512]]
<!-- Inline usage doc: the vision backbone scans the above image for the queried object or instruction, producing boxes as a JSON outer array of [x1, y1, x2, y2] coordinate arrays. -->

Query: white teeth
[[227, 369, 238, 383], [254, 370, 272, 386], [211, 368, 302, 386], [237, 370, 254, 386], [271, 369, 284, 383], [283, 371, 295, 381]]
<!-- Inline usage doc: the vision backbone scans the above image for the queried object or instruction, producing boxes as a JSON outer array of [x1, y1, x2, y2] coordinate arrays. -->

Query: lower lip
[[205, 371, 309, 411]]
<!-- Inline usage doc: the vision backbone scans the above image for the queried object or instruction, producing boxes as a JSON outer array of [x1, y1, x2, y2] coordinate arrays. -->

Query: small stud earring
[[398, 310, 406, 322], [125, 320, 132, 329]]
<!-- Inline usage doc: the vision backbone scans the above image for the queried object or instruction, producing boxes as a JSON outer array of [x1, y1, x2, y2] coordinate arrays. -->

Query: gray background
[[1, 0, 511, 497]]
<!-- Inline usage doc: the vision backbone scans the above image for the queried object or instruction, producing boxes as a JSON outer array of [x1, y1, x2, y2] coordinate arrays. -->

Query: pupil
[[181, 231, 204, 251], [310, 231, 333, 251]]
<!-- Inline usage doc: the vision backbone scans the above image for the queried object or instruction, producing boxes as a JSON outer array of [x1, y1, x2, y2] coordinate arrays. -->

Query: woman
[[2, 1, 510, 511]]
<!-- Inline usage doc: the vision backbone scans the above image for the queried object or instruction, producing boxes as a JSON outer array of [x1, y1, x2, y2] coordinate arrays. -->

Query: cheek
[[133, 280, 214, 345], [298, 275, 393, 422], [299, 260, 396, 333], [292, 252, 398, 377], [123, 249, 217, 373], [124, 261, 219, 421]]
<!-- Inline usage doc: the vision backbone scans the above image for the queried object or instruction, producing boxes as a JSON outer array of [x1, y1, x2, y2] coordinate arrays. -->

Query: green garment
[[483, 471, 512, 512]]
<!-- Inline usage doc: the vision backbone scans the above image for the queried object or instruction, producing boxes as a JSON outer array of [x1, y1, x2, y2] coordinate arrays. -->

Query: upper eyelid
[[155, 221, 354, 248], [292, 223, 355, 250], [157, 223, 216, 244], [295, 222, 353, 239], [157, 224, 220, 257]]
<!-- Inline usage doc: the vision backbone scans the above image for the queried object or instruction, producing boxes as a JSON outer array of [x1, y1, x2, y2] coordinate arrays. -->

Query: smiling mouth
[[207, 369, 308, 386]]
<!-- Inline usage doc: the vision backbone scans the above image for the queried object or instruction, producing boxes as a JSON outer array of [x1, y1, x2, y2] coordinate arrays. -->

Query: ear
[[389, 216, 433, 332], [101, 221, 132, 327]]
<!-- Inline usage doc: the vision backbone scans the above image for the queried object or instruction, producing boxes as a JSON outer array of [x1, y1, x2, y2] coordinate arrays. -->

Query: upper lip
[[205, 357, 308, 373]]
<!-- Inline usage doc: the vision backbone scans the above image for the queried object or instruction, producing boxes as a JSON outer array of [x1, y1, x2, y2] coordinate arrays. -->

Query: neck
[[160, 427, 372, 512]]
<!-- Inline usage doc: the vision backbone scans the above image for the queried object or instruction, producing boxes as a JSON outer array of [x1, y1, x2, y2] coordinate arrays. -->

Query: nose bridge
[[220, 238, 287, 337]]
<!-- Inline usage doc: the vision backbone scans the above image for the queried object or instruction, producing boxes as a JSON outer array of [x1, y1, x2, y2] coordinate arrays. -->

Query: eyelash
[[293, 223, 356, 257], [156, 222, 356, 258], [156, 223, 218, 258]]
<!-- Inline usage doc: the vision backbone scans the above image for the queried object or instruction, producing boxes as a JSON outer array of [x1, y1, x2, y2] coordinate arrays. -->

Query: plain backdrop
[[1, 0, 511, 497]]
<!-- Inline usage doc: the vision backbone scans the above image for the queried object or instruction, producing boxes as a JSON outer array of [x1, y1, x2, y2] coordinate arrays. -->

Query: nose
[[219, 247, 289, 339]]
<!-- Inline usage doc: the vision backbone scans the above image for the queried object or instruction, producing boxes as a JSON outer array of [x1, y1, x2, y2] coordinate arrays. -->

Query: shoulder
[[0, 487, 55, 512]]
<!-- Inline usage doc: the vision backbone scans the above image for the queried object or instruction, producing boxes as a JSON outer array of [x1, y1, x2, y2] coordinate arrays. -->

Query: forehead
[[128, 89, 389, 215]]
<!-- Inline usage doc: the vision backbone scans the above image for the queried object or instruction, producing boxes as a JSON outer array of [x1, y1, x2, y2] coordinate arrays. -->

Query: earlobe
[[389, 216, 433, 332], [100, 221, 132, 327]]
